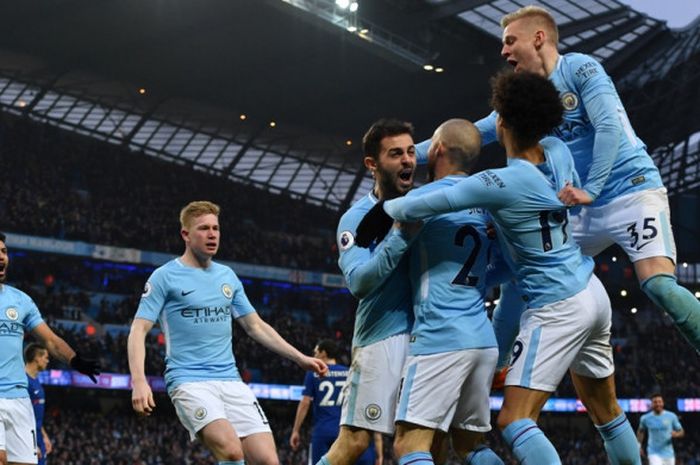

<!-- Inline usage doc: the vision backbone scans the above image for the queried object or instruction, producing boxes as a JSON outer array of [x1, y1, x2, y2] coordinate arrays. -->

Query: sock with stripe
[[465, 444, 504, 465], [315, 455, 332, 465], [398, 451, 434, 465], [595, 413, 641, 465], [218, 461, 244, 465], [501, 418, 560, 465]]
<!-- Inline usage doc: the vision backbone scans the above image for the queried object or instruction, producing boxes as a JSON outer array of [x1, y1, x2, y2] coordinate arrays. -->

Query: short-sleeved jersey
[[337, 192, 414, 348], [476, 53, 662, 207], [27, 373, 46, 450], [302, 363, 349, 437], [639, 410, 683, 458], [384, 138, 594, 309], [0, 285, 43, 398], [135, 259, 255, 393], [406, 176, 497, 355]]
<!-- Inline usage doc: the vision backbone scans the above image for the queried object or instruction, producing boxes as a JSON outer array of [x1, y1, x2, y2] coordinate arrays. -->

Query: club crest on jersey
[[5, 308, 18, 321], [364, 404, 382, 421], [142, 282, 152, 298], [561, 92, 579, 111], [194, 407, 207, 420], [221, 284, 233, 299], [339, 231, 354, 250]]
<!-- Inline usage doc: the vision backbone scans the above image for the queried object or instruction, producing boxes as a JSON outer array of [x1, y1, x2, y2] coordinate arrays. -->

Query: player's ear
[[364, 156, 378, 177], [180, 228, 189, 242]]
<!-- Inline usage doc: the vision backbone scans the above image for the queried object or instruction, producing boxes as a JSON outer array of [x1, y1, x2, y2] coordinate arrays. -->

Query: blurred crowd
[[40, 401, 700, 465], [0, 116, 339, 272]]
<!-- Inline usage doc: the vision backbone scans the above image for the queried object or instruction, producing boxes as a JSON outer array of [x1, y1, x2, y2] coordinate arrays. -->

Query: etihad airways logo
[[180, 305, 232, 324]]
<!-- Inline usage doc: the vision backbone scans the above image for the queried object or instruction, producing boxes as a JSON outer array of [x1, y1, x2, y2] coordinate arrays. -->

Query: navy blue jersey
[[27, 373, 46, 453], [302, 363, 349, 436]]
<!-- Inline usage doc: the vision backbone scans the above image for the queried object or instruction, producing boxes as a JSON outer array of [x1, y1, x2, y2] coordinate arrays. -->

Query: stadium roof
[[0, 0, 696, 210]]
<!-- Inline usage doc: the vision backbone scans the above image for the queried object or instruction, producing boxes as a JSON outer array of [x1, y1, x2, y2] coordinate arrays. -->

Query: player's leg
[[393, 423, 435, 464], [498, 279, 605, 465], [222, 381, 278, 465], [0, 450, 6, 465], [608, 188, 700, 350], [571, 373, 640, 465], [430, 431, 449, 465], [497, 386, 559, 465], [3, 399, 38, 465], [198, 419, 245, 462], [449, 348, 502, 465], [322, 426, 373, 465], [320, 334, 408, 465], [569, 274, 640, 465], [240, 432, 279, 465]]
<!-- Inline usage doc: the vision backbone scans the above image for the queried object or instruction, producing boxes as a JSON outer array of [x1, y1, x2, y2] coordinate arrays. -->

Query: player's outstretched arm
[[290, 395, 312, 450], [128, 317, 156, 416], [31, 322, 101, 383], [237, 312, 328, 376]]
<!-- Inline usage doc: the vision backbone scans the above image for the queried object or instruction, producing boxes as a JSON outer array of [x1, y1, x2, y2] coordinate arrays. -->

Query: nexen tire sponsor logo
[[180, 306, 232, 324]]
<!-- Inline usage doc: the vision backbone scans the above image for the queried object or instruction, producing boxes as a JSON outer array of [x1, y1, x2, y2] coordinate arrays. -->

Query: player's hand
[[290, 430, 301, 450], [356, 201, 393, 247], [557, 184, 592, 206], [298, 356, 328, 377], [131, 379, 156, 416], [69, 353, 101, 383], [396, 220, 422, 239], [486, 222, 497, 240], [491, 366, 508, 391]]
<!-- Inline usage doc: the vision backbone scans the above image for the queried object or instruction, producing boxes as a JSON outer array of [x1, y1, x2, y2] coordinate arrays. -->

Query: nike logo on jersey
[[181, 289, 196, 296], [636, 241, 653, 251]]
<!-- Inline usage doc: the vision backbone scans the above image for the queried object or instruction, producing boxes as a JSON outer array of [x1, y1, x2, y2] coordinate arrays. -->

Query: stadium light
[[269, 121, 277, 128], [347, 26, 357, 32], [631, 307, 638, 314], [345, 139, 352, 146], [435, 67, 444, 73], [239, 114, 247, 121], [349, 2, 359, 12], [695, 291, 700, 298], [682, 262, 688, 268], [423, 64, 434, 71], [138, 88, 146, 95], [620, 289, 627, 297], [335, 0, 350, 9], [612, 256, 617, 262]]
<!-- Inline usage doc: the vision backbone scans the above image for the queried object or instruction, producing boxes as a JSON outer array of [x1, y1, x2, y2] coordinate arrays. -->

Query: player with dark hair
[[356, 72, 640, 465], [24, 344, 51, 465], [291, 340, 379, 465], [638, 394, 684, 465], [0, 231, 100, 465], [318, 119, 420, 465]]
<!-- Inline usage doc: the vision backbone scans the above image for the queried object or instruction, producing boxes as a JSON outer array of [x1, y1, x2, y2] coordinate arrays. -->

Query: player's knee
[[215, 443, 245, 461], [339, 429, 371, 455]]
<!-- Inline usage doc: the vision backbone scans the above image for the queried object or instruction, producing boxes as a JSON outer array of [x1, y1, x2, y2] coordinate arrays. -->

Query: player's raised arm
[[127, 317, 156, 416]]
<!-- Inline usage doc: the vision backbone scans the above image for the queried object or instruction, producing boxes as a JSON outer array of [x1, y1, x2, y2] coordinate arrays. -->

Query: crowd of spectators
[[39, 399, 700, 464], [0, 115, 340, 272]]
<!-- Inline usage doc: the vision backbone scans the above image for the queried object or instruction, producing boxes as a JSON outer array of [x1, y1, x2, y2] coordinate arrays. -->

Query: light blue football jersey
[[405, 176, 497, 355], [135, 259, 255, 393], [337, 192, 414, 348], [0, 284, 44, 398], [384, 137, 594, 309], [639, 410, 682, 458], [476, 53, 663, 207]]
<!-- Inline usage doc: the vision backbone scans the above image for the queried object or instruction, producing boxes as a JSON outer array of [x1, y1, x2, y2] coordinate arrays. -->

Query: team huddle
[[0, 4, 696, 465]]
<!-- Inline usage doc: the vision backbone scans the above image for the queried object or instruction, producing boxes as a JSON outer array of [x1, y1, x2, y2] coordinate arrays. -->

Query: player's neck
[[25, 366, 39, 378], [180, 250, 213, 269], [543, 49, 560, 77], [506, 139, 544, 164]]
